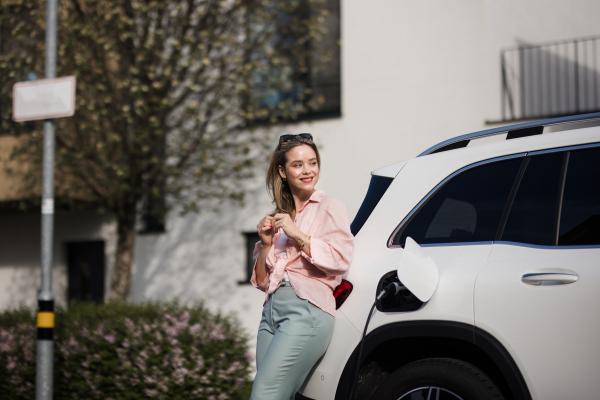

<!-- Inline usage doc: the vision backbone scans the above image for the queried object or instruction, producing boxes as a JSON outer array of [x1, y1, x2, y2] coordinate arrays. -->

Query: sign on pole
[[13, 76, 76, 122]]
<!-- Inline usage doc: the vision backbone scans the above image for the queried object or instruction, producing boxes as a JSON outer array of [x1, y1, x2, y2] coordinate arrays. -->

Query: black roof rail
[[418, 112, 600, 157]]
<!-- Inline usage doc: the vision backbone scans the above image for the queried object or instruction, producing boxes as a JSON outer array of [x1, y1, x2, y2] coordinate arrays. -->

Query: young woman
[[250, 133, 354, 400]]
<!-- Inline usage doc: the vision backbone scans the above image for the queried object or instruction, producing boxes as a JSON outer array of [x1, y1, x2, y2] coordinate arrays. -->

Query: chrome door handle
[[521, 273, 579, 286]]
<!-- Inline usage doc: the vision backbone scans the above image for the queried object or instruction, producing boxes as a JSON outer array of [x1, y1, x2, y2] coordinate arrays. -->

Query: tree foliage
[[0, 0, 330, 300]]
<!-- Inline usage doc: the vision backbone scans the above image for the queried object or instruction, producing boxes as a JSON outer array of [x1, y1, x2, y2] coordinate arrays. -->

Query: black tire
[[370, 358, 505, 400]]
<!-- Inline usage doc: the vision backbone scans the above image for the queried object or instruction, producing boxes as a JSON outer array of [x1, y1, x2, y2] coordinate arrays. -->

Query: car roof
[[418, 112, 600, 157], [372, 112, 600, 179]]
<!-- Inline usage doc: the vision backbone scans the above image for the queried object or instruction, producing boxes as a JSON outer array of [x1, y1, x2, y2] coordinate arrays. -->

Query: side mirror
[[397, 237, 439, 302]]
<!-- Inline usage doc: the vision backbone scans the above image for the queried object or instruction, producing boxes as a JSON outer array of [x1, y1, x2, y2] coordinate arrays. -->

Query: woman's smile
[[280, 144, 320, 196]]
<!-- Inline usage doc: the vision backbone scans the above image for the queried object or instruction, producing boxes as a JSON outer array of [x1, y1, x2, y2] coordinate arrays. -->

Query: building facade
[[1, 0, 600, 358]]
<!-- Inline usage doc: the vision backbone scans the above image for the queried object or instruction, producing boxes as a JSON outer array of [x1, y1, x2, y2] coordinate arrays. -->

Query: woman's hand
[[255, 215, 275, 285], [273, 213, 302, 241], [274, 213, 311, 255], [257, 215, 275, 246]]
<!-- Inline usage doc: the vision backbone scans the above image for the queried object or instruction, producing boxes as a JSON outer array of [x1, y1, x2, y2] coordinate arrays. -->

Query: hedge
[[0, 301, 252, 400]]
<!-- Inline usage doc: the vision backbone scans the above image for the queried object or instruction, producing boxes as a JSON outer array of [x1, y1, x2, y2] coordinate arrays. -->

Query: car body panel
[[370, 160, 409, 178], [474, 244, 600, 399], [299, 309, 362, 399]]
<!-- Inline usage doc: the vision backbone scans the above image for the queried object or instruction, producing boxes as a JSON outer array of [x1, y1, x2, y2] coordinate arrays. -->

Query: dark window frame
[[498, 144, 600, 247], [388, 153, 527, 248], [246, 0, 340, 125], [390, 143, 600, 249], [239, 231, 260, 285], [557, 147, 600, 245], [497, 152, 567, 246], [66, 241, 106, 303]]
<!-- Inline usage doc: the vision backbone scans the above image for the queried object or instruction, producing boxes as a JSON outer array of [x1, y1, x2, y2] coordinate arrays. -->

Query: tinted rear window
[[501, 153, 564, 246], [392, 158, 522, 246], [559, 147, 600, 245], [351, 175, 393, 236]]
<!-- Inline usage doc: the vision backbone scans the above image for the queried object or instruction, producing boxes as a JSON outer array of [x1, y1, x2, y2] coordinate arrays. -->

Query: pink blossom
[[150, 343, 161, 355], [173, 367, 189, 385], [135, 358, 147, 372], [104, 334, 116, 344], [209, 324, 226, 341], [189, 323, 201, 336]]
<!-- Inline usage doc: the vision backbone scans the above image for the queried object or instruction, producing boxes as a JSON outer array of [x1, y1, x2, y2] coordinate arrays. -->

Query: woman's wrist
[[295, 233, 311, 249], [289, 227, 303, 242]]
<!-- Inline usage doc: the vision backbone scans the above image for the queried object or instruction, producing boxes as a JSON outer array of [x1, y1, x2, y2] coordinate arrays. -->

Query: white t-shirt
[[274, 230, 289, 281]]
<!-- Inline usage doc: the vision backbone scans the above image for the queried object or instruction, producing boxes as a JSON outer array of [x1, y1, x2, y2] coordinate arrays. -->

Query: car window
[[501, 152, 564, 246], [559, 147, 600, 246], [351, 175, 394, 236], [392, 158, 522, 247]]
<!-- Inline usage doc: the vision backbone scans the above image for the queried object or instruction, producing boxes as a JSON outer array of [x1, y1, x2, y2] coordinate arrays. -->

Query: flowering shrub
[[0, 302, 252, 400]]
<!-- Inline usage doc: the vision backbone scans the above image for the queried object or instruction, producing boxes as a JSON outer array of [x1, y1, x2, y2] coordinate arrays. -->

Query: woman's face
[[279, 144, 320, 196]]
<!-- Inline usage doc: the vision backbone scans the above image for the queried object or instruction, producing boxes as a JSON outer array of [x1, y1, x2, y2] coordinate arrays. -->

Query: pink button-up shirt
[[250, 190, 354, 316]]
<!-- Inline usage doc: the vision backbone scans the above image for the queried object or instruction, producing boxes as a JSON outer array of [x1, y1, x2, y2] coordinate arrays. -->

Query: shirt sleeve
[[250, 241, 275, 291], [301, 198, 354, 276]]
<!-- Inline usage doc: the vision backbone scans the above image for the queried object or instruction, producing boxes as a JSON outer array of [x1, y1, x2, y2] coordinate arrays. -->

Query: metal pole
[[36, 0, 57, 399]]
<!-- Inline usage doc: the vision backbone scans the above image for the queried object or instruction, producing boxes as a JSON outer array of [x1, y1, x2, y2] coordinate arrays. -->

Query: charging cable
[[348, 282, 406, 400]]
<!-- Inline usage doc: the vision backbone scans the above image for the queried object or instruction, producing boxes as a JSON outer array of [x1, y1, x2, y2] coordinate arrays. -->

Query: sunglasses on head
[[277, 133, 313, 150]]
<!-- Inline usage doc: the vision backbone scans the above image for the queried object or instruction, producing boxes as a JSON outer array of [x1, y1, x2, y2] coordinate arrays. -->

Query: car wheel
[[370, 358, 505, 400]]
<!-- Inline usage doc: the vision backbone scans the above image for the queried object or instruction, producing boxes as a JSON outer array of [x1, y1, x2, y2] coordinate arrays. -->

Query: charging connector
[[376, 282, 406, 301]]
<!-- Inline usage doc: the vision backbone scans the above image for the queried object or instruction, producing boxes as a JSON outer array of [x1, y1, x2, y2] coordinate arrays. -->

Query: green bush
[[0, 302, 252, 399]]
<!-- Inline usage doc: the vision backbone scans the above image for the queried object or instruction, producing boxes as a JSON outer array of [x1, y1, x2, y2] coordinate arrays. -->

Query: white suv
[[297, 113, 600, 400]]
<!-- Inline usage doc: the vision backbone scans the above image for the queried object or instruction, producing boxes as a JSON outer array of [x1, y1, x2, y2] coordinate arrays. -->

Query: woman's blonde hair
[[266, 137, 321, 216]]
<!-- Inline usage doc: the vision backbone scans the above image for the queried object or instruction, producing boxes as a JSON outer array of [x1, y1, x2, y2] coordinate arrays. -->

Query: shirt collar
[[309, 190, 326, 203], [298, 190, 325, 214]]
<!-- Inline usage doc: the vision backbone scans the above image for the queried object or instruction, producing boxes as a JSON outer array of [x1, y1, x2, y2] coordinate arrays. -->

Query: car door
[[474, 145, 600, 399], [384, 155, 525, 325]]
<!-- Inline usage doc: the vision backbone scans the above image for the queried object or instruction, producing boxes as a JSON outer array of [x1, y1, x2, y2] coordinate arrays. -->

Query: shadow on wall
[[0, 211, 116, 310], [0, 214, 60, 309], [502, 37, 600, 120]]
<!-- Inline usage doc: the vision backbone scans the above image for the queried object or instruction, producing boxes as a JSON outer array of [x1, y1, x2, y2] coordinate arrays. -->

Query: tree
[[0, 0, 330, 301]]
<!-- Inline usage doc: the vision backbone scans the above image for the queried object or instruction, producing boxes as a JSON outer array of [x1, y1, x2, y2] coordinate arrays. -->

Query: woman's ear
[[278, 165, 286, 180]]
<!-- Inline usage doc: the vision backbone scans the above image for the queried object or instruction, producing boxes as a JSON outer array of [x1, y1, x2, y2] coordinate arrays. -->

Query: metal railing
[[501, 36, 600, 121]]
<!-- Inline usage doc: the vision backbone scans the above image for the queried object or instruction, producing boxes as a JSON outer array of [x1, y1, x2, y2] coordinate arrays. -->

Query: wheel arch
[[334, 320, 531, 400]]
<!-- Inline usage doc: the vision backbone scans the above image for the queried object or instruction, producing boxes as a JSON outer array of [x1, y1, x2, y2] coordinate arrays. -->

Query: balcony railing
[[501, 36, 600, 122]]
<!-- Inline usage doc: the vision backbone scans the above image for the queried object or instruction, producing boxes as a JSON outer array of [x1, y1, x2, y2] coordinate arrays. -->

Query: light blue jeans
[[250, 281, 335, 400]]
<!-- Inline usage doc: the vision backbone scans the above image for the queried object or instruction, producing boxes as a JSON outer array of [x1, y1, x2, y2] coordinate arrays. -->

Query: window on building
[[67, 241, 105, 303], [138, 192, 166, 234], [248, 0, 340, 122], [241, 231, 260, 284], [559, 147, 600, 245], [392, 158, 522, 247]]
